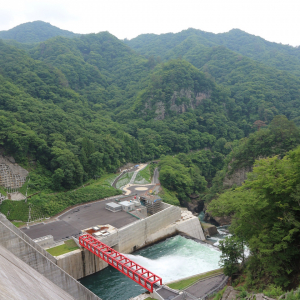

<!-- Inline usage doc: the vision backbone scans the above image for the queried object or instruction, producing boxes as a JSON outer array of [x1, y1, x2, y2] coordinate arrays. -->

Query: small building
[[140, 196, 162, 215], [119, 200, 135, 212], [105, 202, 122, 212]]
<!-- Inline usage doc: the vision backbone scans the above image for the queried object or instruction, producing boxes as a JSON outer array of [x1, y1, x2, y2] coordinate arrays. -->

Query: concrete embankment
[[0, 213, 100, 300], [56, 204, 205, 280]]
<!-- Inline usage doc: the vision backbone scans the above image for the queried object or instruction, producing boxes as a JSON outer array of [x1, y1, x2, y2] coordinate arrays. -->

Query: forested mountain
[[0, 40, 142, 190], [2, 22, 300, 289], [1, 24, 300, 193], [0, 21, 78, 43], [125, 28, 300, 77]]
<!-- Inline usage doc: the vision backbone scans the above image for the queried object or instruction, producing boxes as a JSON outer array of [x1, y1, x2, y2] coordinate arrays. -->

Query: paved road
[[21, 197, 137, 241], [156, 286, 179, 299], [152, 167, 159, 184], [125, 167, 160, 195], [126, 184, 156, 195], [22, 166, 160, 241], [185, 274, 227, 298]]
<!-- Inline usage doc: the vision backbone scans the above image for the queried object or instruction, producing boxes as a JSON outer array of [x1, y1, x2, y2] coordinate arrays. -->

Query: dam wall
[[0, 244, 74, 300], [56, 205, 205, 280], [57, 248, 108, 280], [116, 204, 182, 254], [0, 213, 101, 300]]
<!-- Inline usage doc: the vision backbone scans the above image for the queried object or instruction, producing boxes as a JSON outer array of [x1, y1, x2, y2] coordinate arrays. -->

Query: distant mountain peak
[[0, 20, 78, 43]]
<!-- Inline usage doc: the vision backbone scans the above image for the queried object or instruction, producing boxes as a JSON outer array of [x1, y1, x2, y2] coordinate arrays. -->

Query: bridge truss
[[79, 234, 162, 292]]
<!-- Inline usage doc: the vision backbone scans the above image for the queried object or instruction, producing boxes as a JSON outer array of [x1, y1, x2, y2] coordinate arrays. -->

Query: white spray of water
[[124, 236, 221, 283]]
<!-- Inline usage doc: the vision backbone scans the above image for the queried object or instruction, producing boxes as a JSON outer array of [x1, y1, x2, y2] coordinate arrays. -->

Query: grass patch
[[149, 162, 156, 178], [145, 298, 156, 300], [134, 165, 151, 184], [11, 221, 27, 228], [47, 239, 79, 256], [1, 184, 122, 221], [82, 173, 119, 187], [0, 200, 29, 222], [31, 185, 122, 217], [90, 173, 119, 187], [212, 286, 227, 300], [116, 171, 134, 189], [159, 187, 180, 206], [167, 269, 223, 290]]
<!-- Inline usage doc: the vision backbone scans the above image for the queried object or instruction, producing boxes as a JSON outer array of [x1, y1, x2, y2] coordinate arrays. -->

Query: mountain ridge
[[0, 21, 78, 43]]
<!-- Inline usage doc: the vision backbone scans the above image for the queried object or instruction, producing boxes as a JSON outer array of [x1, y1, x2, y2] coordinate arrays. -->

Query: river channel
[[80, 235, 221, 300]]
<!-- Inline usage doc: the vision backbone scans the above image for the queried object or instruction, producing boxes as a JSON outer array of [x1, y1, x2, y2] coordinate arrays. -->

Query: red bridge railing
[[79, 234, 162, 292]]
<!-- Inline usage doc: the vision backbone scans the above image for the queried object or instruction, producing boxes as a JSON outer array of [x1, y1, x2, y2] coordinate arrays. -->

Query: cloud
[[0, 10, 16, 30], [24, 1, 79, 27], [0, 0, 300, 46]]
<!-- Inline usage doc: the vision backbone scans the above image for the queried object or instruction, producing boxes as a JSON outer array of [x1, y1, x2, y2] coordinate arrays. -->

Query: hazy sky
[[1, 0, 300, 46]]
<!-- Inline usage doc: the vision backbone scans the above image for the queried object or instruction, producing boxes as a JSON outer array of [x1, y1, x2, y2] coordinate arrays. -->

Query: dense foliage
[[0, 21, 78, 43], [205, 116, 300, 201], [125, 28, 300, 77], [0, 185, 121, 221], [208, 146, 300, 288], [0, 39, 143, 190], [2, 22, 300, 288]]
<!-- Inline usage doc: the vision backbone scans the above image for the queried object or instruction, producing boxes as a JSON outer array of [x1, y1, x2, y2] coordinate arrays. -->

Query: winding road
[[120, 164, 160, 196]]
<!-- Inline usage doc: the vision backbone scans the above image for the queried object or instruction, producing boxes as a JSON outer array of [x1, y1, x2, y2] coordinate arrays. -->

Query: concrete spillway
[[126, 235, 221, 283], [80, 235, 221, 300]]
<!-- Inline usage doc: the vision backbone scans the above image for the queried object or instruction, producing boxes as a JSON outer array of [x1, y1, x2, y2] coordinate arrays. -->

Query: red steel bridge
[[79, 234, 162, 292]]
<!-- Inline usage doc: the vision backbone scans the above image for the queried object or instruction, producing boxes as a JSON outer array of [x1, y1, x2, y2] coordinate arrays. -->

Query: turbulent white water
[[125, 235, 221, 283], [81, 235, 222, 300]]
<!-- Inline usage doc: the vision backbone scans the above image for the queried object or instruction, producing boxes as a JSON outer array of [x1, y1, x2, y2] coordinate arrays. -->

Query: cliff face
[[223, 166, 252, 187], [145, 89, 210, 120], [203, 166, 252, 225]]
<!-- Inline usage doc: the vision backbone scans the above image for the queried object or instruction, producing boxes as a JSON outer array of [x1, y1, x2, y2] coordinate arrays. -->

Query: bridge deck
[[79, 234, 162, 293]]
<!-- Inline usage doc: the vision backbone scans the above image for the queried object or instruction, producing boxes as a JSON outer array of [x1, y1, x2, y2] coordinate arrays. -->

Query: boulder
[[201, 222, 218, 237]]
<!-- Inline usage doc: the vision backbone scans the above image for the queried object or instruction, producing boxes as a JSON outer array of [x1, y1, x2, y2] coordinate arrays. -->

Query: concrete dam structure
[[0, 159, 205, 300], [0, 213, 101, 300], [0, 198, 205, 299], [56, 203, 205, 280]]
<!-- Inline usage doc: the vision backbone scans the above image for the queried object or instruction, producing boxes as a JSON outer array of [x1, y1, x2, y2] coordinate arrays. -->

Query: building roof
[[106, 202, 122, 208], [119, 200, 134, 207]]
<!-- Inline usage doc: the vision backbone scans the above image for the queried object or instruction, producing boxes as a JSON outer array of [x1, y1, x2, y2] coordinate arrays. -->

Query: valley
[[0, 20, 300, 299]]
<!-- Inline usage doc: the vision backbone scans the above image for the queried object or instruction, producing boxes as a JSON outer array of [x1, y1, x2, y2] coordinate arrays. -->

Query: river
[[80, 235, 221, 300]]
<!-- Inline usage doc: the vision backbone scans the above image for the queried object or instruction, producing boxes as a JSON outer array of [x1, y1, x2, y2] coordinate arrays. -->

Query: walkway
[[184, 274, 227, 299], [122, 164, 156, 196]]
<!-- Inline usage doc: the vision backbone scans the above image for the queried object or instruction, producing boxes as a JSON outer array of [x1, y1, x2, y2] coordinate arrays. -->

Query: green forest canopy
[[0, 22, 300, 197]]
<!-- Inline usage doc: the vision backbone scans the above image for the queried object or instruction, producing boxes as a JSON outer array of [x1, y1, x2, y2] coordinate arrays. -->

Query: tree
[[253, 120, 266, 131], [52, 168, 64, 190], [209, 146, 300, 287], [219, 236, 244, 279]]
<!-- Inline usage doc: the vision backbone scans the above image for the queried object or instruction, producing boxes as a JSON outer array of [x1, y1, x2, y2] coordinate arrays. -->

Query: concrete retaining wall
[[57, 248, 108, 280], [177, 216, 205, 240], [0, 214, 100, 300], [56, 205, 205, 280], [117, 205, 181, 254], [0, 244, 74, 300], [0, 214, 56, 263]]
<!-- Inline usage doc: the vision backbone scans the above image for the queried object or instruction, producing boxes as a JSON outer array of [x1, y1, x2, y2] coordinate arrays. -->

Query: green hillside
[[1, 28, 300, 192], [0, 21, 78, 43], [1, 23, 300, 289], [125, 28, 300, 77]]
